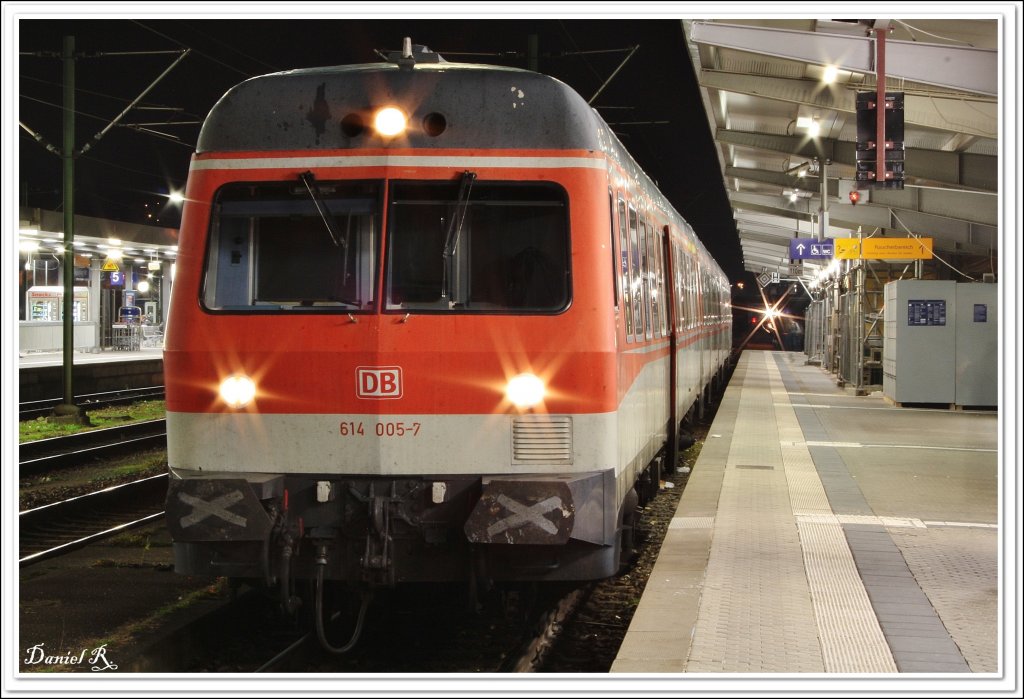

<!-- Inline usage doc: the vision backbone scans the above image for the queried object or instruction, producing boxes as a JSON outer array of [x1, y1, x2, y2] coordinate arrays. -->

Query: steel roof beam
[[728, 191, 995, 254], [742, 241, 790, 256], [729, 191, 817, 220], [726, 166, 998, 226], [742, 248, 787, 262], [717, 129, 997, 191], [697, 71, 997, 139], [735, 213, 826, 239], [738, 229, 801, 246], [689, 21, 997, 96]]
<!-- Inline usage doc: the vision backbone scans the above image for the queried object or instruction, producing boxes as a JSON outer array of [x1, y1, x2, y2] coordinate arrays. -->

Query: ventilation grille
[[512, 415, 573, 465]]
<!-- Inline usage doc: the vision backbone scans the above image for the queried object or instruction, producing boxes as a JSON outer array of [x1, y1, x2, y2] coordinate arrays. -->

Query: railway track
[[19, 419, 167, 477], [19, 386, 165, 421], [120, 578, 587, 673], [19, 474, 168, 567]]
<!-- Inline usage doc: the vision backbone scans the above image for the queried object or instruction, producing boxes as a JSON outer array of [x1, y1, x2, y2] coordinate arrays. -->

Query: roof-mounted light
[[374, 107, 407, 137]]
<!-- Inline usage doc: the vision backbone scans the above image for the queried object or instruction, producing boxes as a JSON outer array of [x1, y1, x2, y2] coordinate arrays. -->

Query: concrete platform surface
[[612, 350, 1006, 692]]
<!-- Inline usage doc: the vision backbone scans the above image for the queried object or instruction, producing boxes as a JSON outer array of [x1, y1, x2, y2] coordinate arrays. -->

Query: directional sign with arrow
[[789, 238, 835, 260]]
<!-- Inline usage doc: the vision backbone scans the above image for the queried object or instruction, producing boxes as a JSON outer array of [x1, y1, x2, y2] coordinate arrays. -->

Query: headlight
[[219, 375, 256, 409], [506, 373, 545, 409], [374, 107, 407, 136]]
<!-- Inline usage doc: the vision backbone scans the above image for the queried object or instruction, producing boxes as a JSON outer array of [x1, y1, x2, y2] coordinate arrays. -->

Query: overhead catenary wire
[[888, 210, 978, 282], [893, 20, 977, 47]]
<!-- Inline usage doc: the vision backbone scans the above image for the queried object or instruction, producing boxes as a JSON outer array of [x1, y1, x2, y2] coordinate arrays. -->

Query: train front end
[[163, 51, 626, 595]]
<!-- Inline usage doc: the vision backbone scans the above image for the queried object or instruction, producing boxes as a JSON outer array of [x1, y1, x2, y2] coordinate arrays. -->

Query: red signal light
[[849, 190, 861, 205]]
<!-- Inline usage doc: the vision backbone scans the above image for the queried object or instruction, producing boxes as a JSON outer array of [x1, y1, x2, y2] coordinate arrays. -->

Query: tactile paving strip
[[766, 354, 898, 673], [772, 352, 975, 673], [684, 354, 824, 673], [614, 351, 991, 675]]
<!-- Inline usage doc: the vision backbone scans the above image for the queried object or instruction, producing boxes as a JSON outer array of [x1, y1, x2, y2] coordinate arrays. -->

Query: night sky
[[17, 16, 744, 282]]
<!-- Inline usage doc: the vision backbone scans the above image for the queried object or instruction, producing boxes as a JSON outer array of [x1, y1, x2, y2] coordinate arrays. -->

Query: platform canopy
[[682, 18, 1000, 285]]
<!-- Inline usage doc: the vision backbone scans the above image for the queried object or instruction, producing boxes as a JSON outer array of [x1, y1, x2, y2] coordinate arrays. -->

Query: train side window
[[645, 218, 659, 339], [608, 189, 618, 309], [639, 216, 652, 340], [618, 199, 632, 341], [628, 205, 642, 342], [659, 225, 667, 337], [672, 242, 683, 332], [686, 255, 696, 330], [701, 270, 709, 325], [706, 273, 712, 325], [202, 180, 381, 312]]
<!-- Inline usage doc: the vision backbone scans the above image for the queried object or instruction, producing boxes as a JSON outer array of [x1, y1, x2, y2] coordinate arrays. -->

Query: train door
[[694, 262, 704, 393], [662, 225, 679, 471]]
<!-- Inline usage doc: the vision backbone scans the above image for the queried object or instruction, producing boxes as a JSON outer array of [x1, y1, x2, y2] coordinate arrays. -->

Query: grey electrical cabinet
[[884, 280, 957, 404], [883, 280, 998, 407], [955, 283, 998, 406]]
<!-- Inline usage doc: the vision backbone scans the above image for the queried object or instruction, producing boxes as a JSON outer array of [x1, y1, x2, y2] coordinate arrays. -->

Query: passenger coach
[[164, 41, 731, 647]]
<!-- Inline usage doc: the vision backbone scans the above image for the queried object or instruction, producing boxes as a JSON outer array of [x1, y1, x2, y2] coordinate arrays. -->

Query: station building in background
[[17, 206, 178, 354]]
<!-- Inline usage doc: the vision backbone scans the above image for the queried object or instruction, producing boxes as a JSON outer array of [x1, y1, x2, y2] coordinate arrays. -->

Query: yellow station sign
[[101, 259, 120, 272], [833, 237, 933, 260]]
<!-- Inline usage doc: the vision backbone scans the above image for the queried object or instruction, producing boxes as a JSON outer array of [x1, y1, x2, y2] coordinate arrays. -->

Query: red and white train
[[164, 41, 731, 645]]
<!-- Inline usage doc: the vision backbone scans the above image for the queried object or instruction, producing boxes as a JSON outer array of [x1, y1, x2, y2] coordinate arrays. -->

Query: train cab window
[[385, 180, 569, 313], [203, 180, 381, 312]]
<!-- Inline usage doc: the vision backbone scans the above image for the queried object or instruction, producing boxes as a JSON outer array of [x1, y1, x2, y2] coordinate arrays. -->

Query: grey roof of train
[[197, 62, 609, 154], [197, 60, 727, 282]]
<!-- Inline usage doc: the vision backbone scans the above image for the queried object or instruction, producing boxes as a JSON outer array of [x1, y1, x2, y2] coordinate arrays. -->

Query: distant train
[[163, 40, 731, 649]]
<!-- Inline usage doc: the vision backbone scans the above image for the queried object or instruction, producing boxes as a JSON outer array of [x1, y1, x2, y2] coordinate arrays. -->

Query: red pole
[[875, 28, 887, 184]]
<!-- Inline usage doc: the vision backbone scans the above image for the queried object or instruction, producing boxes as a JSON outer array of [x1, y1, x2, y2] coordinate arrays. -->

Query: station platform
[[17, 348, 165, 404], [612, 350, 1002, 680], [18, 346, 164, 370]]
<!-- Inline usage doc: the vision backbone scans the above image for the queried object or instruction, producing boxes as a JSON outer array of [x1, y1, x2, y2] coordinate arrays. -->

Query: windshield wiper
[[441, 171, 477, 302], [299, 171, 345, 248]]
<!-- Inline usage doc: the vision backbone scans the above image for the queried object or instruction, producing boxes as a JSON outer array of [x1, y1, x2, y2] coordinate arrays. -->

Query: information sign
[[834, 237, 933, 260], [907, 299, 946, 326], [789, 238, 834, 260]]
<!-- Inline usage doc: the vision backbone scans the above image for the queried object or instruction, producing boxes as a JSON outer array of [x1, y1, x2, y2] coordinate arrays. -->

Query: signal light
[[849, 190, 861, 205]]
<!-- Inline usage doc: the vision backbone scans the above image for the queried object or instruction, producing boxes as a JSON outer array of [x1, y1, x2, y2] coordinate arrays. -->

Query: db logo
[[356, 367, 403, 399]]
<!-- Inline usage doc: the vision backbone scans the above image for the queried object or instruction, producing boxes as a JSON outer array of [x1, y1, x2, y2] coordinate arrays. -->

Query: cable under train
[[164, 39, 731, 650]]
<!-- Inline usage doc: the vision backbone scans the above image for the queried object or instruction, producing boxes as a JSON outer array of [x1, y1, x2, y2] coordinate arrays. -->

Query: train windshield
[[202, 180, 380, 312], [385, 180, 570, 313]]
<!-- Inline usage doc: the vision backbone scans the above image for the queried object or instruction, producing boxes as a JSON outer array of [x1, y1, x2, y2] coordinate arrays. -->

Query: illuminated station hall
[[18, 206, 178, 355], [10, 14, 1013, 691]]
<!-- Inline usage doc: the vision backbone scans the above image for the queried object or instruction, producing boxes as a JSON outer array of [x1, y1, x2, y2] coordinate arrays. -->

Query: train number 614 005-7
[[339, 421, 421, 437]]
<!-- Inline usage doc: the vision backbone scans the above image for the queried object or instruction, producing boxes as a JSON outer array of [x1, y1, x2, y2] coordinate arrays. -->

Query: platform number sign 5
[[356, 367, 403, 399]]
